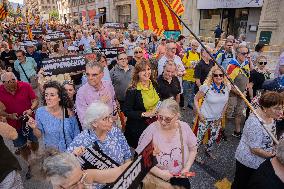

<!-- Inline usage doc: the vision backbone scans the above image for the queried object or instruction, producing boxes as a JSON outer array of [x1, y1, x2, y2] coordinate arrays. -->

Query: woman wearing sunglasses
[[194, 66, 231, 163], [248, 55, 271, 99], [136, 98, 197, 188], [128, 47, 144, 66]]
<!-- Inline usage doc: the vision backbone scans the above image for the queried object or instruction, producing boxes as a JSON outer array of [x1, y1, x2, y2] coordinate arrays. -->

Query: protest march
[[0, 0, 283, 189]]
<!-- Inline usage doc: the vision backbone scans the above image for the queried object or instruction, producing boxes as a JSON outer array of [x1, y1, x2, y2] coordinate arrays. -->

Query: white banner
[[197, 0, 263, 9]]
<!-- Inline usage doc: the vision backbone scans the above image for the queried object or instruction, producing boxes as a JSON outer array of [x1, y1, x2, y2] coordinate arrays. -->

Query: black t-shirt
[[248, 159, 284, 189], [157, 75, 181, 100], [0, 136, 21, 182], [0, 50, 16, 68], [194, 59, 214, 84], [249, 69, 266, 97], [128, 58, 137, 67]]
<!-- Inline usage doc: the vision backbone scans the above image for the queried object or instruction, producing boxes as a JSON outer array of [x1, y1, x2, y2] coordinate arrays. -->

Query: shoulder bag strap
[[178, 123, 185, 168], [19, 63, 31, 83]]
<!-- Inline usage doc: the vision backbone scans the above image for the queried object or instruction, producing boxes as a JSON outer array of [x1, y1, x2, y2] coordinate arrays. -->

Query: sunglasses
[[258, 61, 267, 65], [134, 51, 142, 54], [157, 115, 176, 123], [213, 73, 224, 78]]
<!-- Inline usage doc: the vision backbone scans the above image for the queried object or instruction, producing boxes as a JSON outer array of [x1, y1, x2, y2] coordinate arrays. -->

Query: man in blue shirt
[[25, 43, 42, 71]]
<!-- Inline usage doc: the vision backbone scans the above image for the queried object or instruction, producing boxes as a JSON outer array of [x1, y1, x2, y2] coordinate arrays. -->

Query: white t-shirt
[[158, 55, 185, 93], [200, 84, 230, 120]]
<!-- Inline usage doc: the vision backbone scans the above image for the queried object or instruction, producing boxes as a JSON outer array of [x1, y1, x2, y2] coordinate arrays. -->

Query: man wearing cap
[[25, 43, 42, 71]]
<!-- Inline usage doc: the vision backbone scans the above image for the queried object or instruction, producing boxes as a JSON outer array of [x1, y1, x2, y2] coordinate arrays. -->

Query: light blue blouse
[[36, 107, 80, 152], [67, 126, 132, 189]]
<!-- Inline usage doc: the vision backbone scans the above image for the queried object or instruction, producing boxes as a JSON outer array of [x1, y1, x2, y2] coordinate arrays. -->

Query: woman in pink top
[[136, 98, 197, 184]]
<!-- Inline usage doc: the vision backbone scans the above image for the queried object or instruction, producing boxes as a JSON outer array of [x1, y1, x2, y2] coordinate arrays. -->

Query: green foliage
[[49, 10, 59, 20]]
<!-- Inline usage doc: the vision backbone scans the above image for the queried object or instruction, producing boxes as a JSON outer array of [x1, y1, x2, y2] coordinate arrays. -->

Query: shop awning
[[94, 13, 105, 19]]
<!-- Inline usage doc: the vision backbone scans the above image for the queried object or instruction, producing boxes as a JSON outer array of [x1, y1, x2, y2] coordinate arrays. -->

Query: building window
[[117, 4, 131, 23]]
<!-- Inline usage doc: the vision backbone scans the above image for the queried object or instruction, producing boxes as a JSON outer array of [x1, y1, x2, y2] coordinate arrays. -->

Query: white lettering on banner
[[197, 0, 263, 9], [81, 151, 110, 170], [112, 155, 142, 189]]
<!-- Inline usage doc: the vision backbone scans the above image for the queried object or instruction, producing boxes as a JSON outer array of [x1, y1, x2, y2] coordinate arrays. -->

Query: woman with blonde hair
[[194, 65, 231, 163], [129, 46, 144, 66]]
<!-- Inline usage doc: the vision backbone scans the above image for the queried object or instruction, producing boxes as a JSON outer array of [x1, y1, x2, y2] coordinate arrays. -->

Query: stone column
[[257, 0, 284, 47], [181, 0, 200, 37]]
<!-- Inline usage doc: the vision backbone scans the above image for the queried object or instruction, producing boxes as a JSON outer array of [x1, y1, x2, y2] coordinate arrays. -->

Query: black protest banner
[[77, 142, 119, 170], [92, 47, 124, 64], [105, 141, 157, 189], [42, 55, 86, 76], [46, 31, 70, 41]]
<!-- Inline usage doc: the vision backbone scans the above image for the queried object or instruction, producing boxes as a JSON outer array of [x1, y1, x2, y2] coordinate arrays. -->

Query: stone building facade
[[23, 0, 58, 19]]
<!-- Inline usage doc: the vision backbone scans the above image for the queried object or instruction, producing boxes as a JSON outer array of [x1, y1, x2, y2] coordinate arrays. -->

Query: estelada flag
[[27, 25, 33, 40], [0, 1, 9, 21], [136, 0, 185, 31]]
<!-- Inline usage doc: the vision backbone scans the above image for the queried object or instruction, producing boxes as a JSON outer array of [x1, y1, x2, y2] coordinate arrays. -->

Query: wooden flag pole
[[161, 0, 279, 144]]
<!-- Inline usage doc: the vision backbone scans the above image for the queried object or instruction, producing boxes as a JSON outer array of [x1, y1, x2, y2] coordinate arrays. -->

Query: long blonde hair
[[203, 65, 230, 87]]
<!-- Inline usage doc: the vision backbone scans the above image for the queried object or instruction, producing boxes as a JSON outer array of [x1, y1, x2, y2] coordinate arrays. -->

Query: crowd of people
[[0, 22, 283, 189]]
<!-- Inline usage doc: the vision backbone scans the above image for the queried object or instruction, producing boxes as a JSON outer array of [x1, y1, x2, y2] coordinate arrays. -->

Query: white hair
[[43, 152, 80, 186], [0, 72, 17, 82], [83, 102, 111, 130], [158, 98, 180, 116]]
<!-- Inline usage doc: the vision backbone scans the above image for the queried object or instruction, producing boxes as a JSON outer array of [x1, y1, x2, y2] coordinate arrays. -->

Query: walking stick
[[161, 0, 279, 144]]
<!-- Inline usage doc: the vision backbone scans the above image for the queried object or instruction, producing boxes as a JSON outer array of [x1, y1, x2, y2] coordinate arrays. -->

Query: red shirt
[[0, 82, 37, 130]]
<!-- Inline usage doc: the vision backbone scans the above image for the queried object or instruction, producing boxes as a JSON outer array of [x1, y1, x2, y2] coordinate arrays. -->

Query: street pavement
[[5, 108, 240, 189]]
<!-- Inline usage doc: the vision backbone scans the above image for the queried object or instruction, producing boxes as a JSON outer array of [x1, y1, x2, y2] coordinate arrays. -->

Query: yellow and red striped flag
[[27, 25, 33, 40], [153, 28, 164, 36], [170, 0, 185, 16], [136, 0, 185, 32], [0, 1, 9, 21]]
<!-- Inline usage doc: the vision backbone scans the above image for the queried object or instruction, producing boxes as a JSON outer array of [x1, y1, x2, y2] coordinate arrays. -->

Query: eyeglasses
[[213, 73, 224, 78], [119, 57, 128, 61], [134, 51, 142, 54], [240, 52, 249, 56], [161, 39, 166, 41], [59, 172, 91, 189], [86, 72, 101, 78], [3, 79, 16, 84], [258, 61, 267, 65], [101, 113, 113, 122], [157, 115, 176, 123]]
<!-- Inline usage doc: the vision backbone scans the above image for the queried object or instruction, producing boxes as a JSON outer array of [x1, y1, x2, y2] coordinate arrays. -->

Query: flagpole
[[161, 0, 279, 144]]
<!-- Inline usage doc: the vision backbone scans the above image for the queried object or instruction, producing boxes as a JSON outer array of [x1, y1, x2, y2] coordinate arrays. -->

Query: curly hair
[[129, 59, 156, 89], [42, 81, 74, 109], [203, 65, 230, 88]]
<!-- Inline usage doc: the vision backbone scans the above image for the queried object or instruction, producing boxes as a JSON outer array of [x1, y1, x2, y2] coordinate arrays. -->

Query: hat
[[26, 42, 34, 47]]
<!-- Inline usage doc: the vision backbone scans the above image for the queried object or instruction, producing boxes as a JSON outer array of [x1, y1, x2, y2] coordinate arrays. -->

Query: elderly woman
[[136, 99, 197, 188], [31, 149, 131, 189], [67, 101, 131, 166], [247, 139, 284, 189], [232, 91, 283, 189], [27, 81, 80, 152], [129, 47, 144, 66], [248, 55, 271, 99], [124, 60, 160, 148], [194, 66, 231, 162]]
